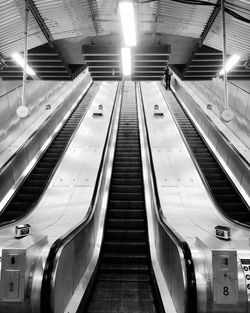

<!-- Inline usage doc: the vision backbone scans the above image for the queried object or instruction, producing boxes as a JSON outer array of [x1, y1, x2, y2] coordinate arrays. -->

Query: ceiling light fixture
[[12, 53, 36, 76], [119, 1, 136, 46], [219, 54, 241, 76], [121, 47, 132, 76]]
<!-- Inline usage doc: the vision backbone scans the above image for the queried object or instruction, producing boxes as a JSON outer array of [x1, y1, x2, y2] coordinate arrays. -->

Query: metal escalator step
[[25, 179, 45, 187], [108, 209, 145, 219], [95, 280, 152, 291], [218, 203, 247, 212], [98, 273, 151, 282], [112, 173, 142, 180], [113, 167, 142, 173], [103, 252, 147, 264], [105, 229, 146, 241], [100, 263, 149, 273], [19, 186, 42, 194], [205, 180, 231, 187], [92, 288, 153, 301], [4, 201, 30, 211], [215, 194, 242, 203], [211, 187, 234, 194], [110, 193, 144, 201], [111, 179, 143, 186], [107, 219, 145, 229], [88, 299, 156, 313], [200, 167, 223, 175], [12, 193, 38, 202], [36, 162, 56, 168], [32, 168, 53, 174], [111, 185, 143, 193], [110, 200, 144, 209], [103, 241, 147, 253]]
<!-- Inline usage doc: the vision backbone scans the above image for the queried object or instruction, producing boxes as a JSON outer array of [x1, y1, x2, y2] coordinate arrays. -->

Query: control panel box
[[212, 250, 238, 305], [0, 249, 26, 302]]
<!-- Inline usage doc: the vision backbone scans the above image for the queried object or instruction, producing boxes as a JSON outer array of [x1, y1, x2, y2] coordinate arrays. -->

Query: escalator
[[0, 84, 95, 225], [85, 84, 163, 313], [167, 90, 250, 225]]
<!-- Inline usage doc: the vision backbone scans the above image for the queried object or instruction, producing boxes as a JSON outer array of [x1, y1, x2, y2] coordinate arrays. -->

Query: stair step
[[102, 252, 147, 264], [108, 209, 145, 219], [88, 299, 156, 313], [105, 229, 146, 241], [100, 263, 149, 273], [107, 219, 145, 229], [110, 193, 144, 201], [110, 200, 144, 209], [103, 241, 147, 253]]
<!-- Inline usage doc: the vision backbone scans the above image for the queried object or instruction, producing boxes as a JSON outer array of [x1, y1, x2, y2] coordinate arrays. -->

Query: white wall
[[173, 77, 250, 148], [0, 72, 91, 156]]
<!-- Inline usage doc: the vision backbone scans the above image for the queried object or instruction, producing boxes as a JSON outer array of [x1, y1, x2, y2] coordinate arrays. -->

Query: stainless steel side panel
[[0, 74, 92, 212], [171, 77, 250, 205]]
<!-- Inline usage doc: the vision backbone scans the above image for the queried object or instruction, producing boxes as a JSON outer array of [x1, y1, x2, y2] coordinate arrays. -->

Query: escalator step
[[92, 288, 153, 301], [98, 273, 151, 282], [102, 252, 147, 263], [111, 179, 143, 186], [88, 299, 156, 313], [112, 173, 142, 180], [105, 229, 146, 241], [108, 209, 145, 219], [107, 219, 145, 229], [111, 185, 143, 193], [100, 263, 149, 273], [103, 241, 147, 253], [110, 200, 144, 209], [110, 193, 144, 201]]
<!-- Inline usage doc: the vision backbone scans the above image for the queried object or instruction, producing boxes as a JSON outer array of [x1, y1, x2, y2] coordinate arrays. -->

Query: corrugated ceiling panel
[[156, 0, 217, 38], [137, 1, 158, 33], [0, 0, 47, 58], [204, 11, 250, 61], [34, 0, 99, 40]]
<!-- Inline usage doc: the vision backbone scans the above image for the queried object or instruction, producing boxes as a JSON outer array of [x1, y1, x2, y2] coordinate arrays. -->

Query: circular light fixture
[[16, 106, 29, 118], [220, 109, 234, 123]]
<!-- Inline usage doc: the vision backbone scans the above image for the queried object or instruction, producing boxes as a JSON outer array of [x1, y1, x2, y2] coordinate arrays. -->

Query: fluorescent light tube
[[121, 47, 131, 76], [219, 54, 241, 76], [12, 53, 36, 76], [119, 1, 136, 46]]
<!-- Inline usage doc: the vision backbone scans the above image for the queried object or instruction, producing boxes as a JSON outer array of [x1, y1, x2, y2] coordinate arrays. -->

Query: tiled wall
[[173, 77, 250, 148]]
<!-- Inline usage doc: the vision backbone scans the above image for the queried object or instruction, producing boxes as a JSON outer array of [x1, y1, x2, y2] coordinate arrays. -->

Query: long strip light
[[12, 53, 36, 76], [219, 54, 241, 76], [121, 47, 131, 76], [119, 1, 136, 46]]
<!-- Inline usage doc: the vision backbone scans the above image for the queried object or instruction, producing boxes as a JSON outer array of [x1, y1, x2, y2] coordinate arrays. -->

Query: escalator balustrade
[[0, 89, 93, 224], [85, 88, 162, 313], [168, 96, 250, 225]]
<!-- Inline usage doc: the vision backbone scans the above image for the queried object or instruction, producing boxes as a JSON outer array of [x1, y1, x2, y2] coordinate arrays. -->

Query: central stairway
[[86, 83, 161, 313]]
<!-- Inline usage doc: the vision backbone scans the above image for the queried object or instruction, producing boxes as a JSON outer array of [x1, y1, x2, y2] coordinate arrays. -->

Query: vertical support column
[[21, 0, 29, 109], [221, 0, 228, 109]]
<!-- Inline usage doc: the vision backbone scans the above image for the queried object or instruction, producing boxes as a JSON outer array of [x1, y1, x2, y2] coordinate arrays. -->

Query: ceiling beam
[[199, 0, 221, 45], [29, 0, 54, 48]]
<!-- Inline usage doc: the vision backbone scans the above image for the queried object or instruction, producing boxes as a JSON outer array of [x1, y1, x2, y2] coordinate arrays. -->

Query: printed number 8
[[223, 286, 229, 296]]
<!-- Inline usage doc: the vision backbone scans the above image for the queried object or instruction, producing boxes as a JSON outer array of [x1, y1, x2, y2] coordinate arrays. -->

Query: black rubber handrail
[[40, 83, 121, 313], [138, 82, 197, 313]]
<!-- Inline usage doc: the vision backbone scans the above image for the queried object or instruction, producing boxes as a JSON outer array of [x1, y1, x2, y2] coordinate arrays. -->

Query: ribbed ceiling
[[0, 0, 47, 58], [156, 0, 217, 38], [0, 0, 250, 81]]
